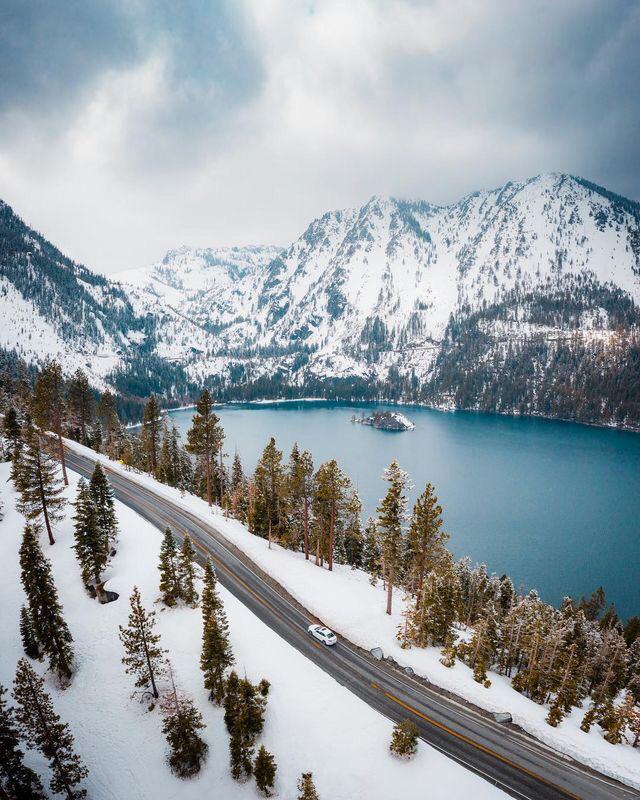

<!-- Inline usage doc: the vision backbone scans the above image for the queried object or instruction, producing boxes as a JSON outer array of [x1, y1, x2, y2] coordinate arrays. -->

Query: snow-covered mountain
[[1, 173, 639, 425], [0, 199, 147, 388], [116, 173, 640, 425]]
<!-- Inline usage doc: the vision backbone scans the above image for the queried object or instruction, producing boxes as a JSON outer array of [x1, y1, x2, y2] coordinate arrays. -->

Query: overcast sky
[[0, 0, 638, 274]]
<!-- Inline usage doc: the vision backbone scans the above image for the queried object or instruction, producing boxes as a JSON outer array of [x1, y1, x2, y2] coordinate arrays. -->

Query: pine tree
[[19, 604, 41, 660], [73, 479, 108, 591], [254, 745, 277, 796], [96, 391, 121, 459], [3, 405, 21, 460], [362, 518, 382, 584], [297, 772, 320, 800], [465, 602, 499, 687], [224, 672, 270, 781], [162, 689, 208, 778], [15, 422, 66, 546], [32, 360, 68, 485], [377, 460, 409, 615], [12, 659, 88, 799], [88, 463, 118, 546], [140, 394, 162, 476], [389, 718, 419, 759], [344, 490, 363, 568], [66, 369, 94, 447], [19, 525, 75, 682], [230, 451, 248, 521], [186, 389, 224, 506], [201, 577, 234, 704], [252, 438, 286, 546], [0, 682, 46, 799], [158, 528, 182, 606], [406, 483, 448, 596], [179, 536, 199, 606], [119, 586, 165, 699], [286, 445, 314, 556], [311, 460, 350, 570]]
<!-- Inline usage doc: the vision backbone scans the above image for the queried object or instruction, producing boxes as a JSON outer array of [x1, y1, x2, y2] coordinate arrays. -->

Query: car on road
[[308, 624, 337, 646]]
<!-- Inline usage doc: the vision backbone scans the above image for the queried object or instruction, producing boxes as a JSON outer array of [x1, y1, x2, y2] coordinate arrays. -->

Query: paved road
[[64, 448, 638, 800]]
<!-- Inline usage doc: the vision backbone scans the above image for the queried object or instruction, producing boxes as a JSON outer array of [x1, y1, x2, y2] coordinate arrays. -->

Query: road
[[64, 448, 638, 800]]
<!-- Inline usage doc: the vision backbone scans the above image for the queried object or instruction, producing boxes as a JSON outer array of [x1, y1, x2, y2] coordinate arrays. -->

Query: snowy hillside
[[0, 200, 151, 389], [0, 462, 507, 800]]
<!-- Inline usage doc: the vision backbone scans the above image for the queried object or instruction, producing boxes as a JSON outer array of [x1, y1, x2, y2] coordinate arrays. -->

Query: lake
[[168, 401, 640, 619]]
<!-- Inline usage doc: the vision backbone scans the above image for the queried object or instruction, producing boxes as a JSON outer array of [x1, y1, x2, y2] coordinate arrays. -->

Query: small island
[[352, 410, 415, 431]]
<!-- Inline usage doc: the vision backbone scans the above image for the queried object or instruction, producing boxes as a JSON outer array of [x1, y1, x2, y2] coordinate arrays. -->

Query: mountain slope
[[116, 173, 640, 425], [0, 199, 147, 387]]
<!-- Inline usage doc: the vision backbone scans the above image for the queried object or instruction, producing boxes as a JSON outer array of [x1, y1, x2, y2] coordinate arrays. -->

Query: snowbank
[[0, 461, 507, 799]]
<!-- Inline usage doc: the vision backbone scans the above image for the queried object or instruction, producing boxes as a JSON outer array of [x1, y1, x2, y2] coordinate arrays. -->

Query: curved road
[[64, 448, 637, 800]]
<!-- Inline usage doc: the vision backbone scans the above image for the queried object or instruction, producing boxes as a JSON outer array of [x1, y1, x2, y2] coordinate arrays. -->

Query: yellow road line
[[378, 688, 582, 800]]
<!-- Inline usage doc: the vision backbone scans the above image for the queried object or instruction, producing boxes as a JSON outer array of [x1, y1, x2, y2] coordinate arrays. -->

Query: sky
[[0, 0, 638, 275]]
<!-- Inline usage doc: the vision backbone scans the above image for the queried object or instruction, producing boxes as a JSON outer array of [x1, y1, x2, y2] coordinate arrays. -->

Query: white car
[[308, 624, 337, 646]]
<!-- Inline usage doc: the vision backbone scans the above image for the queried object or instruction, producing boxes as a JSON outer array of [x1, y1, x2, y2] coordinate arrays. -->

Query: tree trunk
[[386, 566, 394, 615], [37, 464, 55, 546], [328, 500, 335, 571], [57, 432, 68, 486], [268, 518, 272, 550], [141, 631, 159, 699], [205, 456, 212, 507], [303, 496, 309, 560]]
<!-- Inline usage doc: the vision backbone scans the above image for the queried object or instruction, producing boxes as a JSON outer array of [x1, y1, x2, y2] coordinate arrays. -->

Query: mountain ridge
[[1, 173, 638, 426]]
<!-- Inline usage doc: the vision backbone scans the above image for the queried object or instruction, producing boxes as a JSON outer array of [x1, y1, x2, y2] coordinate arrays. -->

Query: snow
[[0, 459, 508, 800], [48, 439, 640, 790]]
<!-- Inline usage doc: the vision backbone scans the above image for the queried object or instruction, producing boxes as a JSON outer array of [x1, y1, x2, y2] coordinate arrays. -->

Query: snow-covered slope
[[0, 200, 146, 388], [117, 174, 640, 398]]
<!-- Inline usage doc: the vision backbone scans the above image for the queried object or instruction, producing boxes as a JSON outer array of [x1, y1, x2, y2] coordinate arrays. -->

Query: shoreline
[[164, 395, 640, 434]]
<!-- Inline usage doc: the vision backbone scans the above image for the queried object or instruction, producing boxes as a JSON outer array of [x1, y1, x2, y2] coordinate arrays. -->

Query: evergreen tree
[[224, 671, 270, 781], [158, 422, 184, 489], [31, 360, 68, 485], [286, 444, 314, 556], [200, 564, 234, 704], [3, 405, 21, 460], [377, 460, 409, 615], [96, 391, 121, 458], [186, 389, 224, 506], [362, 518, 382, 584], [66, 369, 94, 446], [254, 745, 277, 796], [464, 601, 499, 687], [162, 691, 208, 778], [119, 586, 165, 699], [230, 451, 248, 521], [158, 528, 182, 606], [72, 479, 108, 591], [15, 422, 66, 545], [179, 537, 199, 606], [19, 605, 41, 659], [252, 438, 286, 546], [343, 490, 363, 568], [311, 459, 350, 570], [88, 463, 118, 546], [406, 483, 448, 596], [389, 718, 419, 759], [297, 772, 320, 800], [19, 525, 75, 681], [0, 682, 46, 800], [12, 659, 88, 799], [140, 394, 162, 476]]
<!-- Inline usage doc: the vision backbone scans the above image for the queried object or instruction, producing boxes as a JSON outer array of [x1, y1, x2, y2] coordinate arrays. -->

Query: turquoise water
[[168, 402, 640, 619]]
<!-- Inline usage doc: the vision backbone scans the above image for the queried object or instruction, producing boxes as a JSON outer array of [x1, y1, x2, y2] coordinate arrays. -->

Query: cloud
[[0, 0, 637, 273]]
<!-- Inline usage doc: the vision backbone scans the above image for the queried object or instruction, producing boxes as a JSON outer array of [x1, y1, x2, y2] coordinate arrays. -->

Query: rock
[[370, 647, 384, 660], [492, 712, 512, 724]]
